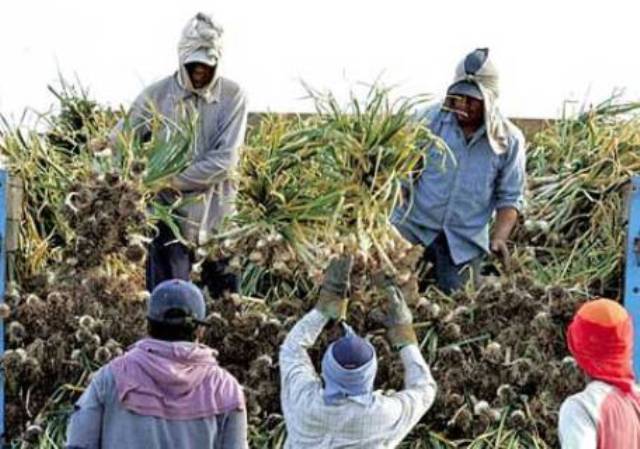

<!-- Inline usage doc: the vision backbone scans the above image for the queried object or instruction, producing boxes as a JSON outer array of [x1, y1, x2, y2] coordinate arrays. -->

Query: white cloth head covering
[[449, 48, 512, 154], [177, 12, 224, 103]]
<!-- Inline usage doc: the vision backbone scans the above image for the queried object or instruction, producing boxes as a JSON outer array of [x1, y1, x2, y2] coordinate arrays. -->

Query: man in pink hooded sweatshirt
[[66, 279, 247, 449]]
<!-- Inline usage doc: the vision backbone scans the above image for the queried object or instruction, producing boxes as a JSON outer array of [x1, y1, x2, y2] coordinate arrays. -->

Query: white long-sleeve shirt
[[279, 310, 437, 449], [558, 380, 640, 449]]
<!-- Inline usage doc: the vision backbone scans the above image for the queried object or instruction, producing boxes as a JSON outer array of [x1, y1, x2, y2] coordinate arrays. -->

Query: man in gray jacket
[[66, 279, 248, 449], [114, 13, 248, 295]]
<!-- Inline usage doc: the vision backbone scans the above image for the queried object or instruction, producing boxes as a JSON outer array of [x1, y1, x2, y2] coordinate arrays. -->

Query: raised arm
[[394, 344, 437, 420], [279, 256, 353, 405], [279, 309, 330, 401], [376, 274, 437, 441]]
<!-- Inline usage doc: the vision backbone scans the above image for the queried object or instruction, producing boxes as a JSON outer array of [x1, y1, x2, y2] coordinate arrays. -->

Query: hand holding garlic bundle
[[315, 256, 353, 321]]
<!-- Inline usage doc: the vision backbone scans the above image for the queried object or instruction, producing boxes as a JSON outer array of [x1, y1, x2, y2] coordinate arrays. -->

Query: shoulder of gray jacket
[[217, 77, 244, 95], [131, 75, 247, 112], [216, 77, 248, 108], [136, 75, 176, 100], [126, 75, 177, 114]]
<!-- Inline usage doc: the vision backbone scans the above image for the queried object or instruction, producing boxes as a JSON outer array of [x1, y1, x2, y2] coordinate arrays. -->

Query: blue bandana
[[321, 324, 377, 406]]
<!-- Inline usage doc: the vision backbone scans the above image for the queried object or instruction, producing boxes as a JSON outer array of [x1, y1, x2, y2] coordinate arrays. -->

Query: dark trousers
[[421, 234, 481, 295], [146, 222, 239, 298]]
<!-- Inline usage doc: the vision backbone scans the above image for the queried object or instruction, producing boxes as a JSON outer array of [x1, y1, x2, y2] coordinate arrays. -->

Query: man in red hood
[[559, 298, 640, 448], [66, 279, 247, 449]]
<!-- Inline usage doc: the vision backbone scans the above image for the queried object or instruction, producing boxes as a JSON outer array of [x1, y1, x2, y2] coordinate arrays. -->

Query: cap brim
[[146, 315, 211, 327], [448, 82, 484, 101], [184, 56, 217, 67], [184, 49, 218, 67]]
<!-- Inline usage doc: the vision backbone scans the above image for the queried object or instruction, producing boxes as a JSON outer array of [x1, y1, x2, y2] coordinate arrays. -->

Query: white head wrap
[[450, 48, 513, 154], [177, 13, 224, 103]]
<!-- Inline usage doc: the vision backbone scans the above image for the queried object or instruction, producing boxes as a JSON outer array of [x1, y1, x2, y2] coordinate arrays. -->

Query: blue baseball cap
[[447, 81, 484, 101], [147, 279, 207, 326]]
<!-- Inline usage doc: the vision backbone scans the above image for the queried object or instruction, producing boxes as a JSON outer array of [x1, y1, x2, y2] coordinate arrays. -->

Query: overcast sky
[[1, 0, 639, 122]]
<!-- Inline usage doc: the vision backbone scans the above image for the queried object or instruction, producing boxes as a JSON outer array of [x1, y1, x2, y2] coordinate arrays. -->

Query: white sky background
[[1, 0, 639, 123]]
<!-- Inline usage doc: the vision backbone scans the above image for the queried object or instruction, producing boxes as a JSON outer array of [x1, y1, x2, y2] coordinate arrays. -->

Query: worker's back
[[66, 365, 246, 449], [66, 336, 248, 449], [559, 380, 640, 449], [282, 383, 433, 449]]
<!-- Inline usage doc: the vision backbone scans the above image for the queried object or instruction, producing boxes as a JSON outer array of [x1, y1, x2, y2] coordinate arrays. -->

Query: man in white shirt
[[279, 257, 437, 448]]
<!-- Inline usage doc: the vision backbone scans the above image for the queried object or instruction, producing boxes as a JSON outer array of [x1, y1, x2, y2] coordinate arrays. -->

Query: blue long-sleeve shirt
[[392, 105, 526, 265]]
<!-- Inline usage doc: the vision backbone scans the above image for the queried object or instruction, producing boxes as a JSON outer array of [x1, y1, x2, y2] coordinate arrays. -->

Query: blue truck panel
[[624, 176, 640, 378], [0, 170, 8, 442]]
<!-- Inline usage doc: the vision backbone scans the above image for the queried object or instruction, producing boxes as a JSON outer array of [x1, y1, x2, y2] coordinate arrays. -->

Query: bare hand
[[490, 239, 511, 273]]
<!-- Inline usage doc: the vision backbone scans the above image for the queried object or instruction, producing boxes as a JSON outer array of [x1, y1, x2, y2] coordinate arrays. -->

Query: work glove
[[375, 272, 417, 350], [315, 256, 353, 321]]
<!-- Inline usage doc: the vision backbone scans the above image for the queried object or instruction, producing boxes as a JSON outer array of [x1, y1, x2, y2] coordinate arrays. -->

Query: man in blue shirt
[[392, 48, 526, 294]]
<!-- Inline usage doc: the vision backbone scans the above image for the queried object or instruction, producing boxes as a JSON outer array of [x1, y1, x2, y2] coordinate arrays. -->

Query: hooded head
[[567, 298, 636, 393], [446, 48, 511, 154], [321, 323, 377, 405], [177, 12, 224, 102]]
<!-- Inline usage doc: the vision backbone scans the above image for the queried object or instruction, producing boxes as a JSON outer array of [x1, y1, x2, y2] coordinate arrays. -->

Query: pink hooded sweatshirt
[[110, 338, 245, 420]]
